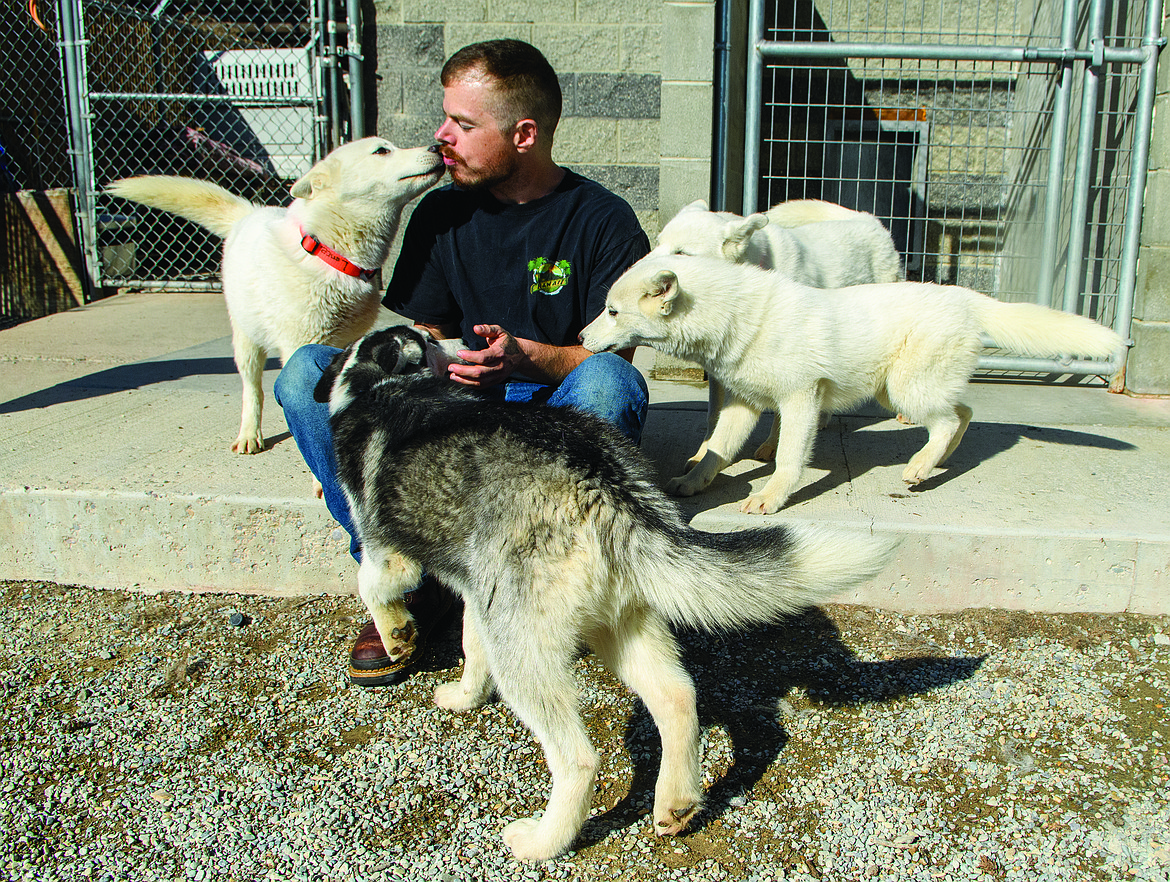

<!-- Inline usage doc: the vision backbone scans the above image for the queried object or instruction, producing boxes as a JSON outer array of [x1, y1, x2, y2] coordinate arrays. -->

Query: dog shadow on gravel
[[574, 607, 984, 845]]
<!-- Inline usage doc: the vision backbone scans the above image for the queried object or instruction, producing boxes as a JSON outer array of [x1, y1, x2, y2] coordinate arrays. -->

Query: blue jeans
[[274, 344, 649, 562]]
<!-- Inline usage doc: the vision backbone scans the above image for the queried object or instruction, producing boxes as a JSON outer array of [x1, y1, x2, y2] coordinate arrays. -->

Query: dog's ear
[[368, 327, 431, 377], [313, 349, 349, 403], [683, 198, 709, 212], [647, 269, 680, 316], [290, 156, 336, 199], [720, 213, 768, 261]]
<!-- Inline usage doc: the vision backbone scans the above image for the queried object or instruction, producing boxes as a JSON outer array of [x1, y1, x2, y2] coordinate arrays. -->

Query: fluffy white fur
[[106, 137, 443, 453], [652, 198, 903, 459], [652, 198, 901, 286], [581, 254, 1126, 515]]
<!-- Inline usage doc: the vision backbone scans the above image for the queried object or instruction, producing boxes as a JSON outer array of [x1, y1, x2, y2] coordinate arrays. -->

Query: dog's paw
[[901, 459, 934, 485], [653, 799, 701, 836], [311, 478, 324, 499], [665, 474, 706, 497], [502, 818, 564, 862], [232, 432, 265, 455], [738, 493, 784, 515], [434, 681, 485, 712], [751, 440, 776, 461]]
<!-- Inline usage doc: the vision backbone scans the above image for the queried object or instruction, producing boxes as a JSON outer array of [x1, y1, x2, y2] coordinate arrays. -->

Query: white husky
[[581, 254, 1126, 515], [106, 137, 444, 453], [653, 198, 901, 286], [652, 198, 903, 460]]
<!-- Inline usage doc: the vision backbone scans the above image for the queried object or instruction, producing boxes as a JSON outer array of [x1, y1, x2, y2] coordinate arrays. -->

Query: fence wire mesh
[[1, 1, 72, 192], [756, 0, 1154, 336], [81, 0, 325, 287]]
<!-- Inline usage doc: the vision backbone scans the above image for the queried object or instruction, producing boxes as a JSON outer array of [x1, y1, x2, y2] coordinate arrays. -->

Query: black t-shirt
[[383, 169, 650, 350]]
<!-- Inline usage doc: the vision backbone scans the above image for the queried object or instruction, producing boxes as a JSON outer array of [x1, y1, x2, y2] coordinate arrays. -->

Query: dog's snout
[[428, 144, 442, 154]]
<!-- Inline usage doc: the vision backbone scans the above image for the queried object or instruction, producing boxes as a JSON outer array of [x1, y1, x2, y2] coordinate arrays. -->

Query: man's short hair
[[441, 39, 562, 141]]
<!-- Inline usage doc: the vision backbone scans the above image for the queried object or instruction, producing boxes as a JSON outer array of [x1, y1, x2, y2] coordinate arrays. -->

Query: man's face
[[434, 74, 520, 191]]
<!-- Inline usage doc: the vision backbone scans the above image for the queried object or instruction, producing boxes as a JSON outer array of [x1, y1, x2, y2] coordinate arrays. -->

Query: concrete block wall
[[1128, 6, 1170, 396], [368, 0, 715, 264]]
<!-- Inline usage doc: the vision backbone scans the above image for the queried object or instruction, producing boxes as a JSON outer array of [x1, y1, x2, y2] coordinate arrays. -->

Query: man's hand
[[447, 324, 525, 387]]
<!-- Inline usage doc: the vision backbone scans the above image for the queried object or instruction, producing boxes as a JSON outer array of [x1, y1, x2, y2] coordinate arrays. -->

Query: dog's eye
[[372, 146, 392, 155], [607, 306, 618, 317]]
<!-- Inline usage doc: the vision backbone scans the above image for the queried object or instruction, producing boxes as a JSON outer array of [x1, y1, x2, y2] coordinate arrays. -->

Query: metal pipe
[[90, 91, 315, 106], [56, 0, 100, 294], [1035, 0, 1079, 308], [322, 0, 343, 148], [977, 354, 1121, 376], [346, 0, 365, 140], [1112, 1, 1164, 345], [310, 0, 329, 157], [711, 0, 730, 211], [756, 40, 1147, 65], [741, 0, 764, 215], [113, 280, 221, 292], [1060, 0, 1108, 316]]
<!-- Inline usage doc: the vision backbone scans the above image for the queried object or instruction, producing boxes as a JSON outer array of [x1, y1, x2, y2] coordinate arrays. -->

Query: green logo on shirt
[[528, 257, 572, 295]]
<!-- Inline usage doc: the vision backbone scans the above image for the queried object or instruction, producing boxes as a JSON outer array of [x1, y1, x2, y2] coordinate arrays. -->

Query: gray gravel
[[1, 580, 1167, 882]]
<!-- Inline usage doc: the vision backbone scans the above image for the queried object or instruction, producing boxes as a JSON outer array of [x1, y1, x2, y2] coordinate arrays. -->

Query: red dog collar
[[299, 230, 378, 281]]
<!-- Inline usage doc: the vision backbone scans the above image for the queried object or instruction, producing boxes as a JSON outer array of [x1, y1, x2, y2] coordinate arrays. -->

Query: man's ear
[[720, 213, 768, 261], [647, 269, 680, 316], [512, 118, 538, 153]]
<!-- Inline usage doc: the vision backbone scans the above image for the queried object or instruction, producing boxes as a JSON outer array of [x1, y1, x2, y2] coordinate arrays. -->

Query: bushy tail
[[972, 295, 1124, 360], [766, 199, 873, 227], [636, 523, 896, 631], [105, 176, 255, 238]]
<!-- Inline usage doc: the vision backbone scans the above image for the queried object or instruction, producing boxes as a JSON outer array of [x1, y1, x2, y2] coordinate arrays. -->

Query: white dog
[[653, 198, 903, 459], [652, 198, 901, 285], [106, 137, 444, 453], [581, 254, 1125, 515]]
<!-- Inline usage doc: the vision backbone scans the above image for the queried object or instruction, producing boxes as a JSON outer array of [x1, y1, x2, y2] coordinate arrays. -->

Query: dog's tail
[[972, 293, 1125, 360], [765, 199, 874, 227], [105, 176, 254, 239], [635, 523, 896, 631]]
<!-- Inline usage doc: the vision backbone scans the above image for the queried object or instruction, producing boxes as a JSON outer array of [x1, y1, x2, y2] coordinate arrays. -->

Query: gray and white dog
[[314, 325, 895, 862]]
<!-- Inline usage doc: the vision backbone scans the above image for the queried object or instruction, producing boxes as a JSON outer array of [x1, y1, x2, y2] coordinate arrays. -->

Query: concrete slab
[[2, 290, 1168, 613]]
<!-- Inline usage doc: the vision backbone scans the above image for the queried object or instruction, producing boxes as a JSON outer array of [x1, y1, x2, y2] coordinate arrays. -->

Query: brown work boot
[[347, 579, 456, 687]]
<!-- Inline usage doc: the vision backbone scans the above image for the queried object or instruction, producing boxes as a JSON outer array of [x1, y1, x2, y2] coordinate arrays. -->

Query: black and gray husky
[[314, 325, 895, 862]]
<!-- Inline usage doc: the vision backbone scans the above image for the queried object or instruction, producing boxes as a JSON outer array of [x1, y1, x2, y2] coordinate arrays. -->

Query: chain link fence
[[86, 0, 328, 288], [2, 0, 353, 325], [1, 0, 79, 326]]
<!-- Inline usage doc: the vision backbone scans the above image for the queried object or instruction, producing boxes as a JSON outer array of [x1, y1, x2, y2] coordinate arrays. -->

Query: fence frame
[[740, 0, 1164, 378]]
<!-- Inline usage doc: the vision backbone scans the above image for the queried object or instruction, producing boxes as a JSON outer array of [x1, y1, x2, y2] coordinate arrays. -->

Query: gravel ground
[[1, 579, 1167, 882]]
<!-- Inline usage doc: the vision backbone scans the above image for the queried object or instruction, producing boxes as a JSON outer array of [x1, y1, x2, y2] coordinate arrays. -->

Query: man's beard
[[443, 148, 519, 191]]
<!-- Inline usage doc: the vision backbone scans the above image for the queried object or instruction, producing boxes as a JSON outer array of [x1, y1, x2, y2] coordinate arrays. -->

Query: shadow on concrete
[[0, 355, 281, 414]]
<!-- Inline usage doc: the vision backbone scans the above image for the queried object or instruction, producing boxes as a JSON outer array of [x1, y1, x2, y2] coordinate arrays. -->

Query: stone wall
[[368, 0, 710, 265]]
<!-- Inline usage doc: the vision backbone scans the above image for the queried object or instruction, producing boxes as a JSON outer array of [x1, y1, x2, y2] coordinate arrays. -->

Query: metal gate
[[741, 0, 1163, 377], [40, 0, 364, 292]]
